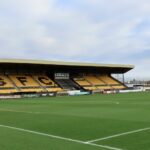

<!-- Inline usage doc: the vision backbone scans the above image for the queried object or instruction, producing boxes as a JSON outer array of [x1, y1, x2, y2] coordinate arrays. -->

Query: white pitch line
[[0, 124, 122, 150], [87, 127, 150, 143]]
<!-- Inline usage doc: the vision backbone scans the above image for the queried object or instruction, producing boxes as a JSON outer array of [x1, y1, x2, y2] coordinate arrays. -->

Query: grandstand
[[0, 59, 134, 96]]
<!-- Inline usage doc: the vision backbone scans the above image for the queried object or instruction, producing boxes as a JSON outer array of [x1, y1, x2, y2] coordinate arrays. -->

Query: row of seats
[[0, 75, 62, 94], [97, 75, 119, 85], [74, 78, 91, 86], [84, 75, 105, 85], [0, 74, 125, 94], [74, 75, 125, 90]]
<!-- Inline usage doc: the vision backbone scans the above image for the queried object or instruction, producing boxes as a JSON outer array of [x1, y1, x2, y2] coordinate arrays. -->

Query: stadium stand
[[74, 78, 93, 90], [0, 59, 134, 96], [84, 75, 105, 85], [55, 79, 80, 90], [0, 75, 18, 94], [33, 75, 62, 92], [73, 77, 96, 90], [97, 75, 125, 89], [111, 85, 125, 89], [0, 74, 125, 94], [74, 78, 91, 86], [0, 74, 62, 94], [8, 75, 43, 93], [97, 75, 119, 84], [73, 75, 125, 90]]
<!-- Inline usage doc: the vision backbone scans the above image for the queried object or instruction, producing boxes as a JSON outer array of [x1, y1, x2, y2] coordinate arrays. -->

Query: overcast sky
[[0, 0, 150, 80]]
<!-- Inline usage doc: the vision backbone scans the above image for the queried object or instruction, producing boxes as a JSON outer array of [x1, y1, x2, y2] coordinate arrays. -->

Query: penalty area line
[[87, 127, 150, 143], [0, 124, 122, 150]]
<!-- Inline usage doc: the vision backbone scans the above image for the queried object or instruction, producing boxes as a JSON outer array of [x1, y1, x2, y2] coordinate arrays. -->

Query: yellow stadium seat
[[84, 76, 105, 85], [74, 77, 98, 91], [33, 75, 62, 92], [97, 86, 112, 90], [0, 89, 18, 94], [98, 75, 120, 85], [74, 75, 125, 91], [9, 75, 39, 87], [8, 75, 43, 93], [112, 86, 125, 89], [0, 75, 14, 88], [0, 75, 18, 94]]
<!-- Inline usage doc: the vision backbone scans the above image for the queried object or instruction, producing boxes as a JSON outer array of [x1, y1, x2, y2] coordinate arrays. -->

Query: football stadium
[[0, 59, 133, 97], [1, 0, 150, 150], [0, 59, 150, 150]]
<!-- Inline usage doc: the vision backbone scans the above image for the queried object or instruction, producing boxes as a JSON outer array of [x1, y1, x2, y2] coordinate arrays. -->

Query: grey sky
[[0, 0, 150, 79]]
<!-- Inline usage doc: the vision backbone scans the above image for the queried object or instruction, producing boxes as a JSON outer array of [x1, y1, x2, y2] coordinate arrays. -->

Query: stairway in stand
[[55, 79, 81, 90]]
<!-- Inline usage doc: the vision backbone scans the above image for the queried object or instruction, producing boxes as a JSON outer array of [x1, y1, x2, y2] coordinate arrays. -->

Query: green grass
[[0, 92, 150, 150]]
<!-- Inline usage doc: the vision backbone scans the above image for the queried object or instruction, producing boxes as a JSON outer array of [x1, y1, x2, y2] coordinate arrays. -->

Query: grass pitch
[[0, 92, 150, 150]]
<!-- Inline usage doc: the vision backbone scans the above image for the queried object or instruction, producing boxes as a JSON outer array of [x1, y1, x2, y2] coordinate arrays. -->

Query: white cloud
[[0, 0, 150, 79], [126, 58, 150, 80]]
